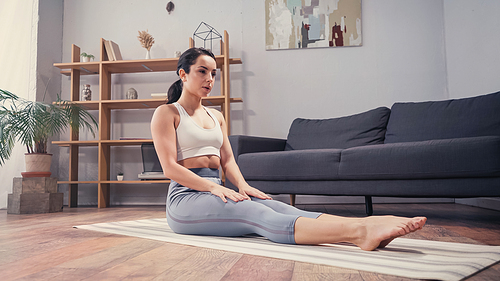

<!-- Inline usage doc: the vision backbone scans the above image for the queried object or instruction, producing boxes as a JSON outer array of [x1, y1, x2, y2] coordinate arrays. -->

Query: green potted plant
[[117, 172, 124, 181], [0, 88, 98, 176], [80, 52, 95, 62]]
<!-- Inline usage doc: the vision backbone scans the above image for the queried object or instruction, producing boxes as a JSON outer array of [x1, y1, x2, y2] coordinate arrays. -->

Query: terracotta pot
[[23, 153, 52, 177]]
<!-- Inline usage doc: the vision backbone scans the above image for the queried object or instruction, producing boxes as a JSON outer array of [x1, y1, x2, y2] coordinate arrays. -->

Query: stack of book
[[104, 40, 123, 61], [151, 93, 168, 99]]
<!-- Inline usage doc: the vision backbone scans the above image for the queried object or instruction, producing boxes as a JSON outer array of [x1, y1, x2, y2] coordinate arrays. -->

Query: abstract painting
[[265, 0, 362, 50]]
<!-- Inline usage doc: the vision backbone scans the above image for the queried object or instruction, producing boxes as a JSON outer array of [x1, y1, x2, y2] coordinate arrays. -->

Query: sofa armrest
[[229, 135, 287, 163]]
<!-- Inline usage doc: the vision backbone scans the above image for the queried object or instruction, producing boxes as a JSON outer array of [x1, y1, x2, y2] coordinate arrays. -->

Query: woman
[[151, 47, 426, 250]]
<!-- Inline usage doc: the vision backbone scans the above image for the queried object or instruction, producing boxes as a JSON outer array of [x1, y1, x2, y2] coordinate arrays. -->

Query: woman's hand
[[238, 184, 273, 200], [211, 185, 249, 203]]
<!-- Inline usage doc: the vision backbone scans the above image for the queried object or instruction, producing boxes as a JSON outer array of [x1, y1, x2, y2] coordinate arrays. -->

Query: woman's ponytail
[[167, 79, 183, 104]]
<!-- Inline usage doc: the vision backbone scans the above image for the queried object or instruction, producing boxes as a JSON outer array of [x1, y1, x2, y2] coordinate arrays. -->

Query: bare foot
[[354, 216, 427, 251]]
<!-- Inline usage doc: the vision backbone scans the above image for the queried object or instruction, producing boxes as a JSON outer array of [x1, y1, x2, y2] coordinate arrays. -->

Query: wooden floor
[[1, 202, 500, 281]]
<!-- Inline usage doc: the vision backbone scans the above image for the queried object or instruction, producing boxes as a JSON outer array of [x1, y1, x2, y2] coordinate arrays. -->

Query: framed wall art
[[265, 0, 362, 50]]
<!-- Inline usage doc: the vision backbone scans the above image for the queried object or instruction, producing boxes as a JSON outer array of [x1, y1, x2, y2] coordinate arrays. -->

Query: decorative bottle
[[82, 84, 92, 101]]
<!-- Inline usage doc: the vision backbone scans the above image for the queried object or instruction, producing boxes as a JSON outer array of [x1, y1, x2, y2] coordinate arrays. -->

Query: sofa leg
[[290, 194, 296, 206], [365, 196, 373, 216]]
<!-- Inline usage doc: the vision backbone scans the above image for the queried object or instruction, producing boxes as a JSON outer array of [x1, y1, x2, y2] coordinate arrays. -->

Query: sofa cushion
[[338, 136, 500, 180], [238, 149, 342, 180], [385, 91, 500, 143], [285, 107, 391, 150]]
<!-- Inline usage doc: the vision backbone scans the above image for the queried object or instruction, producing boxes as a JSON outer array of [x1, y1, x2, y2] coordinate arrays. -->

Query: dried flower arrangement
[[137, 30, 155, 51]]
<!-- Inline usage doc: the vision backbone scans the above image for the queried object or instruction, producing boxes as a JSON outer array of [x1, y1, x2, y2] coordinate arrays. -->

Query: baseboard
[[455, 197, 500, 211]]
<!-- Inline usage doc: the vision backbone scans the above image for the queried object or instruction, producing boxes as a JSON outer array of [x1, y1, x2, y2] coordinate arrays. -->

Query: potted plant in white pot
[[80, 52, 95, 62], [0, 88, 98, 177]]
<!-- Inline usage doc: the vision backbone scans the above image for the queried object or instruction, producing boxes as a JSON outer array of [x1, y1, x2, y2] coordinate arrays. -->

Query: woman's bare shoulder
[[154, 103, 179, 116]]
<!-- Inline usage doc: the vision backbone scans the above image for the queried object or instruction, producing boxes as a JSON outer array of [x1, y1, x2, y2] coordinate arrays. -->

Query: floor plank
[[153, 248, 242, 281], [221, 254, 294, 281]]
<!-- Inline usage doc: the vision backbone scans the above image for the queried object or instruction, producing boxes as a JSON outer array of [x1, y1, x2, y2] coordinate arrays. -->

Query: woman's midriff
[[177, 155, 220, 170]]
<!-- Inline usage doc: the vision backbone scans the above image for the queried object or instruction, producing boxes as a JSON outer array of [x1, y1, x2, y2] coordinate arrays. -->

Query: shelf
[[53, 139, 154, 147], [54, 97, 242, 110], [57, 180, 170, 184], [52, 140, 99, 147], [202, 97, 243, 106], [101, 99, 166, 109], [102, 180, 171, 184], [57, 181, 99, 184], [55, 61, 100, 75], [56, 56, 242, 76], [62, 101, 100, 110], [101, 139, 153, 146], [57, 32, 239, 208]]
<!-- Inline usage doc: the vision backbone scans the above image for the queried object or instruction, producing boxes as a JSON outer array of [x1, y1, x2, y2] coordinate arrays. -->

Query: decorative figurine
[[166, 1, 175, 14], [126, 88, 138, 99], [82, 84, 92, 101]]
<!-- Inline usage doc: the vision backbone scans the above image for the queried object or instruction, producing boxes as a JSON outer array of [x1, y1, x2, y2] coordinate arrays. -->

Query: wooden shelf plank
[[57, 181, 99, 184], [53, 97, 242, 111], [55, 56, 242, 76], [52, 140, 99, 147], [54, 62, 100, 75], [102, 180, 171, 184], [53, 140, 153, 147], [98, 97, 242, 109], [101, 139, 153, 146], [57, 180, 170, 184], [202, 97, 243, 106], [101, 99, 166, 109], [69, 101, 100, 110]]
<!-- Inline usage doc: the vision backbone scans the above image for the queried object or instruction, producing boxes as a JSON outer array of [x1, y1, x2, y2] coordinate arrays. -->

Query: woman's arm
[[151, 104, 247, 203], [214, 109, 272, 200]]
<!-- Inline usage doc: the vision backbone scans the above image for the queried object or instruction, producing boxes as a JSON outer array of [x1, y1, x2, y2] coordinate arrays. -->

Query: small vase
[[145, 50, 151, 59], [82, 84, 92, 101]]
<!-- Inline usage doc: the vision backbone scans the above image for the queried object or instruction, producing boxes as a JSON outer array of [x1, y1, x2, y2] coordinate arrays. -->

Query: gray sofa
[[228, 91, 500, 215]]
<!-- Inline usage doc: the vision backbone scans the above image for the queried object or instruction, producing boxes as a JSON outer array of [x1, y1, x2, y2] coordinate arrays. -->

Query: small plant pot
[[117, 175, 124, 181], [23, 153, 52, 177], [82, 57, 90, 62]]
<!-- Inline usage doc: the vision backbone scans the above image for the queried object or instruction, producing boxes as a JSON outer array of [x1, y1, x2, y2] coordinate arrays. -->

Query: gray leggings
[[166, 168, 322, 244]]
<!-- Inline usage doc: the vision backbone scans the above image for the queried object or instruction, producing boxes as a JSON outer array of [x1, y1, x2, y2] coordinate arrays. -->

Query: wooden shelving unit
[[53, 31, 241, 208]]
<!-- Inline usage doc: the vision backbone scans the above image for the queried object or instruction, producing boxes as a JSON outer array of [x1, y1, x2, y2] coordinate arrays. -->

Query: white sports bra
[[173, 102, 223, 161]]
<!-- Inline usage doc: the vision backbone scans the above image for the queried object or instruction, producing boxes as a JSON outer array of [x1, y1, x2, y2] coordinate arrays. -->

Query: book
[[109, 40, 123, 60], [151, 93, 168, 98], [104, 40, 115, 61], [103, 40, 123, 61]]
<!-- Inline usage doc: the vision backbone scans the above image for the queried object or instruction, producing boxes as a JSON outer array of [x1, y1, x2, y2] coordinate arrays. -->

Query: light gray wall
[[443, 0, 500, 209], [37, 0, 64, 179], [444, 0, 500, 98], [241, 0, 448, 139], [0, 0, 40, 209], [0, 0, 63, 209], [3, 0, 499, 208]]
